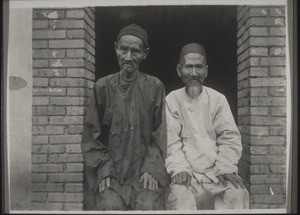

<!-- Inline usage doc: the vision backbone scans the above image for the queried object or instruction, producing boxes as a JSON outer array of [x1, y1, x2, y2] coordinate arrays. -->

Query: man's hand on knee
[[217, 173, 245, 189], [99, 177, 111, 193], [171, 171, 191, 187], [139, 172, 158, 191]]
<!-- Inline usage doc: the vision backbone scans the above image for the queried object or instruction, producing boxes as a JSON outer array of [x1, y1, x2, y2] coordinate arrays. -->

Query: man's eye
[[185, 65, 193, 69], [119, 47, 128, 52], [131, 49, 141, 54]]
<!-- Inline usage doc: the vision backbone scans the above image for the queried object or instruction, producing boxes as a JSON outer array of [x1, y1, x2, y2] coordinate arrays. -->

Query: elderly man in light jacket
[[165, 43, 249, 210]]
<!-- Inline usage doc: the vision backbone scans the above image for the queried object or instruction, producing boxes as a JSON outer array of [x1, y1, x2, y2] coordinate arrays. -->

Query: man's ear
[[114, 42, 118, 51], [176, 64, 182, 77], [204, 65, 208, 78], [143, 48, 150, 60]]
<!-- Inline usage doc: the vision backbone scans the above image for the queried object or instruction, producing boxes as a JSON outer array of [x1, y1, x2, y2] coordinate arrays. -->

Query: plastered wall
[[7, 8, 33, 210]]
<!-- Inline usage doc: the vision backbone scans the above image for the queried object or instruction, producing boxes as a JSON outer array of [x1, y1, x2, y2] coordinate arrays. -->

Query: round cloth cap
[[116, 23, 148, 47], [180, 43, 206, 60]]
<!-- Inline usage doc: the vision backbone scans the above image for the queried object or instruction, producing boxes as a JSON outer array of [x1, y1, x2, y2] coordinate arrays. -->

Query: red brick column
[[237, 6, 286, 209], [31, 8, 95, 210]]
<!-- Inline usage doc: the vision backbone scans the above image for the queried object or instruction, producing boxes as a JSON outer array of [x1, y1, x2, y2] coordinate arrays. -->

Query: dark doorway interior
[[95, 6, 238, 119]]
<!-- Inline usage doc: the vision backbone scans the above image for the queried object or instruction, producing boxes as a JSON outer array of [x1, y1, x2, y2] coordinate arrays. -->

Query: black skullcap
[[179, 43, 207, 60], [116, 23, 148, 47]]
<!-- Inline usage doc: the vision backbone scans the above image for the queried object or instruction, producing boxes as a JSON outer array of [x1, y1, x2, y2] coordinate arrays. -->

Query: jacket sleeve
[[81, 84, 115, 192], [141, 81, 170, 187], [165, 93, 192, 178], [213, 96, 242, 176]]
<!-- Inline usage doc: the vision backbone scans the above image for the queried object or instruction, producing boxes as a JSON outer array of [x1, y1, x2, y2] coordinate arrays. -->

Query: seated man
[[165, 43, 249, 210], [81, 24, 169, 210]]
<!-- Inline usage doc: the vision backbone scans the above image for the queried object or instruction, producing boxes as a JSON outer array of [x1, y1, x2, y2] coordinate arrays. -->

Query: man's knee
[[167, 184, 196, 210], [134, 190, 164, 210], [169, 183, 193, 198], [97, 188, 127, 210], [224, 183, 248, 200], [221, 183, 249, 209], [226, 186, 249, 208]]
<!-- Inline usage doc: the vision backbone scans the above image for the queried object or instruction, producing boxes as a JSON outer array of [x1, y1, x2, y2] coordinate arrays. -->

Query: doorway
[[95, 5, 237, 118]]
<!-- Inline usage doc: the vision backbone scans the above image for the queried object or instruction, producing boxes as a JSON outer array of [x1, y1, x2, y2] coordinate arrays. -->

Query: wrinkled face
[[177, 52, 208, 87], [115, 35, 148, 74]]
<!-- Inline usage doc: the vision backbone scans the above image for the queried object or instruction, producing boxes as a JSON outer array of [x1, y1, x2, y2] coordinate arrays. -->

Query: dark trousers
[[83, 178, 165, 210]]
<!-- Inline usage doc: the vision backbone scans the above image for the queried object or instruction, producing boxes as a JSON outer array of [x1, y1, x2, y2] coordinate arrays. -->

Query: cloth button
[[130, 126, 133, 130]]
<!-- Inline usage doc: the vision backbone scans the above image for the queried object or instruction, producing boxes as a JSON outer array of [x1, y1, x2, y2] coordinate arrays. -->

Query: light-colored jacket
[[165, 86, 242, 183]]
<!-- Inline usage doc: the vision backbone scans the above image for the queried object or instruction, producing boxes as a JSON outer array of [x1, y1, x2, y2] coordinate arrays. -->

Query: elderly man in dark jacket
[[81, 23, 169, 210]]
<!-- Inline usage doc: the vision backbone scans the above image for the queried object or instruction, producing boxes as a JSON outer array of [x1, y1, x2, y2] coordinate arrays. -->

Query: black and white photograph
[[2, 0, 298, 214]]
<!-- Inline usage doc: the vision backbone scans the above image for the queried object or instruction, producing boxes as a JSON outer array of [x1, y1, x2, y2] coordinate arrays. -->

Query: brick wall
[[31, 8, 95, 210], [30, 5, 288, 211], [237, 6, 286, 209]]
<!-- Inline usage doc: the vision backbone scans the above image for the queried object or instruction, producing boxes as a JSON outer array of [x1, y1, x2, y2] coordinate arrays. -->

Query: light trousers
[[167, 175, 249, 210]]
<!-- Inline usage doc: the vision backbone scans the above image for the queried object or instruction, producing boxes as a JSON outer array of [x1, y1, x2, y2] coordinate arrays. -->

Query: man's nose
[[124, 51, 132, 61], [190, 66, 198, 76]]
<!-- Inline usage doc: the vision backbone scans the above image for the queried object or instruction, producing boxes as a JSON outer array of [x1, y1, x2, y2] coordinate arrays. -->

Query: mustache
[[186, 77, 202, 84], [121, 60, 134, 66]]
